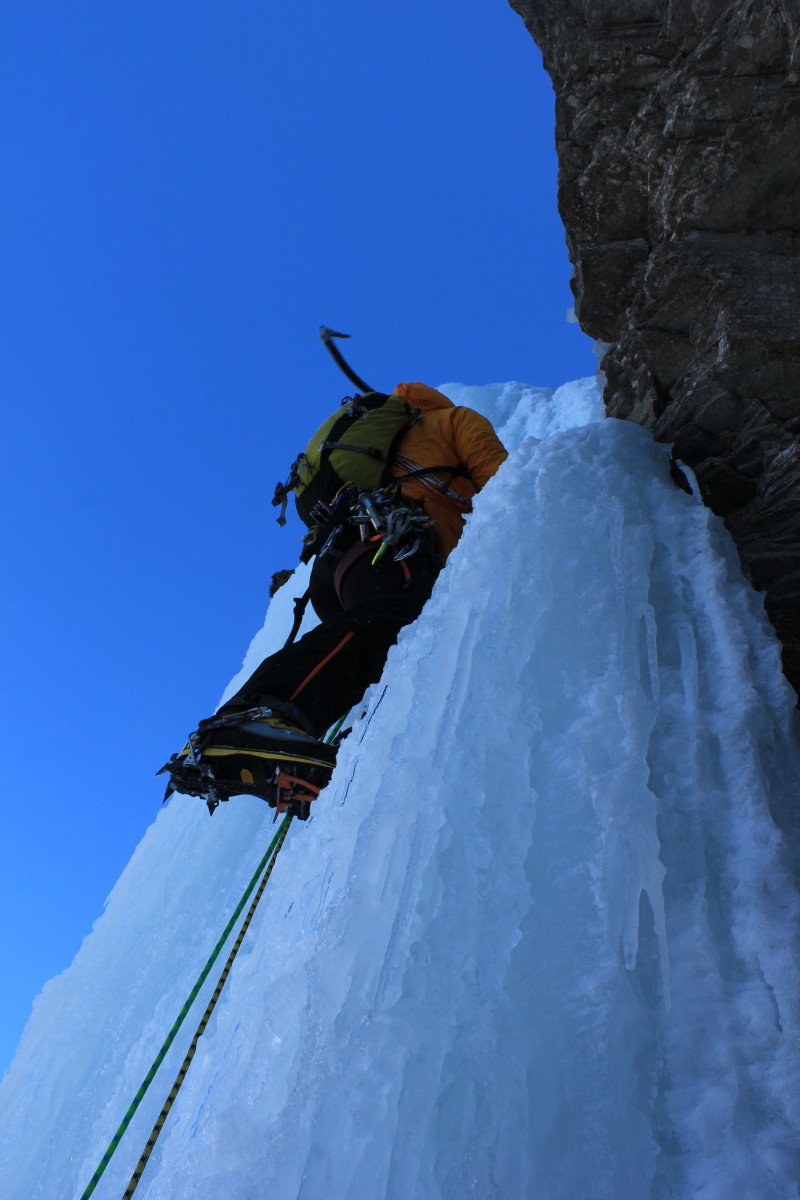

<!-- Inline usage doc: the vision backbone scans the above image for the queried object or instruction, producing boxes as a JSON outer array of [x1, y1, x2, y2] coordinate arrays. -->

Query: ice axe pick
[[319, 327, 377, 395]]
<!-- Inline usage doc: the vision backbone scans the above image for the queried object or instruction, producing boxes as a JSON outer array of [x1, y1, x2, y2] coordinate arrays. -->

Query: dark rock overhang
[[509, 0, 800, 693]]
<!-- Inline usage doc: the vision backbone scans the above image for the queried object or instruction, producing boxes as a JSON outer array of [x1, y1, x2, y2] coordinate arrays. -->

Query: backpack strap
[[320, 441, 386, 461]]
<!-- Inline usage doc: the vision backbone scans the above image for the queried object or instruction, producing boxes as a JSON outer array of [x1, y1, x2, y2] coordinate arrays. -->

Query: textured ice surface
[[2, 379, 799, 1200]]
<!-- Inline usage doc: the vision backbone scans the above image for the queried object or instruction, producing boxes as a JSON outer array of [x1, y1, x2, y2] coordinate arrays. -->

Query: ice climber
[[161, 381, 507, 819]]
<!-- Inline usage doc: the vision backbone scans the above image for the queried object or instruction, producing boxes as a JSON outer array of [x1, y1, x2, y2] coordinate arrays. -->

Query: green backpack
[[272, 392, 421, 529]]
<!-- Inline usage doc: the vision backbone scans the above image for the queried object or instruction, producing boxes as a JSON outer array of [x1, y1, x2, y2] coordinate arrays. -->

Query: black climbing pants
[[220, 537, 440, 736]]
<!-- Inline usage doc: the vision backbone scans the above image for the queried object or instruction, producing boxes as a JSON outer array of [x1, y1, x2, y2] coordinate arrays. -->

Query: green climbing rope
[[79, 815, 291, 1200], [326, 712, 349, 743], [121, 815, 292, 1197]]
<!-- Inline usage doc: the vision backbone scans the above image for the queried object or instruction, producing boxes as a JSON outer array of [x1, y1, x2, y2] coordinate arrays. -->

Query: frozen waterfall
[[1, 378, 798, 1200]]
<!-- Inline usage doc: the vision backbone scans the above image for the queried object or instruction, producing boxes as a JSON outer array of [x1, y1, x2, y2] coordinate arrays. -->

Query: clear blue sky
[[0, 0, 594, 1075]]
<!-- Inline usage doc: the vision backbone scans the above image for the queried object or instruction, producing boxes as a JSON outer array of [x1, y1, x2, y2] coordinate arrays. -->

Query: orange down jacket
[[390, 382, 508, 560]]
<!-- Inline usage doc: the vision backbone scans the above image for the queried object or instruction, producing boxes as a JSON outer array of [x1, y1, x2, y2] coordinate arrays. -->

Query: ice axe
[[319, 327, 377, 394]]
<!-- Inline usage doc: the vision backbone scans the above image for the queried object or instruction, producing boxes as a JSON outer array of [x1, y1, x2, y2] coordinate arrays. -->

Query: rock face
[[509, 0, 800, 692]]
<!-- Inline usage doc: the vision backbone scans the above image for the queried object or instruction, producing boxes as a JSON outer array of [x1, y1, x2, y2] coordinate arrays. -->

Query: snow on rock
[[1, 379, 799, 1200]]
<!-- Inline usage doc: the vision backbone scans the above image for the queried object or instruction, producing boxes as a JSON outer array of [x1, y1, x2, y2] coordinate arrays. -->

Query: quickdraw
[[348, 486, 435, 563]]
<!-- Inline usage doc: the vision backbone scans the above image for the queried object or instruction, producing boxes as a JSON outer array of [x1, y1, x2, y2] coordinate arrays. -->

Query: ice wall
[[1, 380, 799, 1200]]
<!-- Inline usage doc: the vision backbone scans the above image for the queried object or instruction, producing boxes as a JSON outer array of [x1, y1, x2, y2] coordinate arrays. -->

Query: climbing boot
[[159, 707, 337, 819]]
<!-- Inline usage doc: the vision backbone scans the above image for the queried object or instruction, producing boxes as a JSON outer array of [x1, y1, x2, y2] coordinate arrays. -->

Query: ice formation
[[1, 378, 798, 1200]]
